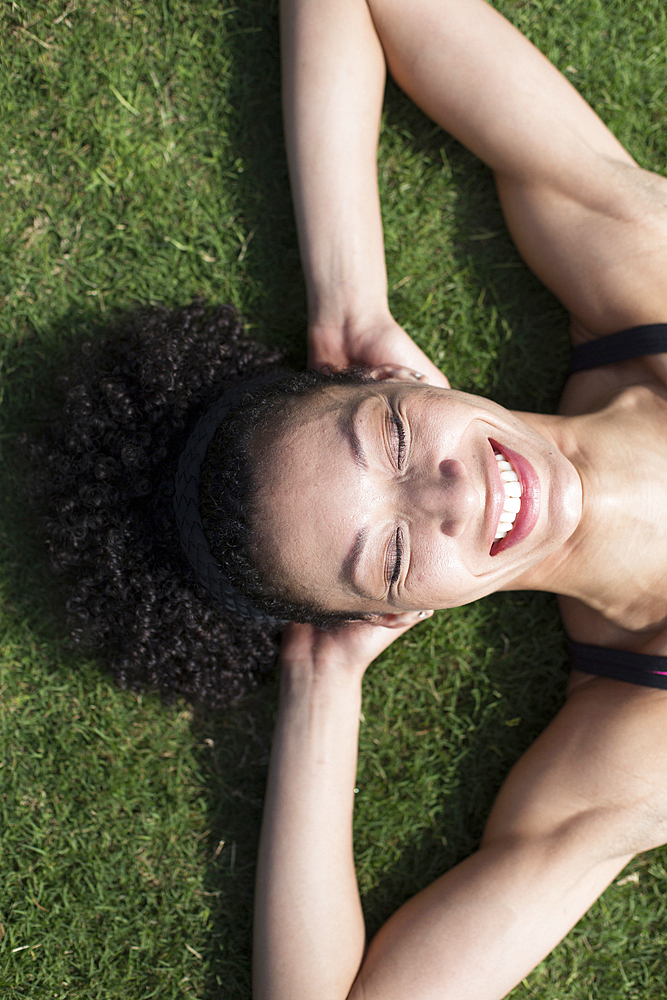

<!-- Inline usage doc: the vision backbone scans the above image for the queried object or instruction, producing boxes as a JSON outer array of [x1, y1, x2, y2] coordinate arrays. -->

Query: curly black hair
[[28, 301, 372, 708], [28, 301, 292, 708]]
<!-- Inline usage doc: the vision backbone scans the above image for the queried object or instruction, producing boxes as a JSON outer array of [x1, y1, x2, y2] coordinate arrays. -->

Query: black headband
[[173, 377, 284, 625]]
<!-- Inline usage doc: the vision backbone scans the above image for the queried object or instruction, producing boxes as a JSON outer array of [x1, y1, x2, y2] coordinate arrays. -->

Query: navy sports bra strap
[[569, 640, 667, 690], [569, 323, 667, 373]]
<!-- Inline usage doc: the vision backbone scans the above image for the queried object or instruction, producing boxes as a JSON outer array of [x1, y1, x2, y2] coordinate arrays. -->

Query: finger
[[307, 341, 351, 371], [308, 352, 349, 372], [368, 363, 430, 383], [372, 609, 434, 630], [369, 354, 450, 389]]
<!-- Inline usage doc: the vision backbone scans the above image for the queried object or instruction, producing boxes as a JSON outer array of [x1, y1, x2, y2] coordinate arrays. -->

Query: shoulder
[[558, 352, 667, 416], [565, 161, 667, 340], [562, 589, 667, 706], [560, 346, 667, 416]]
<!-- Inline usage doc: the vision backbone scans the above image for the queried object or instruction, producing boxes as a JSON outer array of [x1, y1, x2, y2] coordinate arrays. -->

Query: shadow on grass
[[212, 0, 305, 364], [360, 590, 569, 938], [0, 306, 132, 662], [379, 79, 571, 413], [191, 690, 275, 1000]]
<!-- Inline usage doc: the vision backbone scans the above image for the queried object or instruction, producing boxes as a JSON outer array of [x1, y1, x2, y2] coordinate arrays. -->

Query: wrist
[[296, 202, 389, 333], [307, 310, 399, 363], [307, 300, 393, 340], [280, 652, 366, 690], [278, 659, 364, 729]]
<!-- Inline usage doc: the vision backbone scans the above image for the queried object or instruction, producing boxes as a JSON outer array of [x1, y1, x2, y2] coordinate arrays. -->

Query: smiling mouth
[[489, 441, 540, 555], [493, 451, 522, 540]]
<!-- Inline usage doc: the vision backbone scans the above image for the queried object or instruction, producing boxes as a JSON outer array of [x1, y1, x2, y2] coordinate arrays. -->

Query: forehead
[[249, 383, 386, 610]]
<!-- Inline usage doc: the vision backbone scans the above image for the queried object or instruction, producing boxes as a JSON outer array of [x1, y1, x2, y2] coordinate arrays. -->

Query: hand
[[280, 611, 434, 682], [308, 316, 450, 389]]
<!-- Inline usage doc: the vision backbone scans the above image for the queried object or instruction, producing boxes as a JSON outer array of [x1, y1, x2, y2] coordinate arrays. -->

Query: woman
[[32, 0, 667, 994], [249, 1, 667, 998]]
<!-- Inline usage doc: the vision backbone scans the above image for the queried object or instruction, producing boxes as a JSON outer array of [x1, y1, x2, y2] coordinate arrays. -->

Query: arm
[[254, 629, 667, 1000], [253, 616, 426, 1000], [355, 677, 667, 999], [280, 0, 450, 385], [288, 0, 667, 345], [367, 0, 667, 340]]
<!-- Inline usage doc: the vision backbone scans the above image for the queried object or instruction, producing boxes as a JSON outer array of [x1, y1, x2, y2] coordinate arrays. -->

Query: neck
[[502, 408, 618, 607]]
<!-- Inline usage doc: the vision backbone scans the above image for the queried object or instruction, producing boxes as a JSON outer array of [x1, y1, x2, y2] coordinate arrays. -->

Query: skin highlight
[[252, 375, 583, 614]]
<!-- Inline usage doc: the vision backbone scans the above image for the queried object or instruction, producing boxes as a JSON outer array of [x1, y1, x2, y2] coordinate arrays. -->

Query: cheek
[[409, 541, 471, 607]]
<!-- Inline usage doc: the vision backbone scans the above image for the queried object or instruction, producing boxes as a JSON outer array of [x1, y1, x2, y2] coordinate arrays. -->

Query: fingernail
[[413, 371, 424, 380], [418, 610, 428, 619]]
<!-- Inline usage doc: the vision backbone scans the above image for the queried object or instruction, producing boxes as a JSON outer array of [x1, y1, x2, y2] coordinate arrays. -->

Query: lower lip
[[489, 440, 540, 555]]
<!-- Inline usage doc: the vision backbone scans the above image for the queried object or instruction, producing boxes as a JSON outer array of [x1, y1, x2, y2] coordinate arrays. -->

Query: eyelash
[[388, 408, 406, 589], [389, 527, 403, 589], [392, 409, 406, 469]]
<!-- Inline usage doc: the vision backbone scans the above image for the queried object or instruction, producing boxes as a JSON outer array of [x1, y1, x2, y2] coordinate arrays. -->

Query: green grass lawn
[[0, 0, 666, 997]]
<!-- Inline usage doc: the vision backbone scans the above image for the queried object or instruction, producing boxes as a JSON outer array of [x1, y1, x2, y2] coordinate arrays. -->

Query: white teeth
[[494, 451, 522, 541]]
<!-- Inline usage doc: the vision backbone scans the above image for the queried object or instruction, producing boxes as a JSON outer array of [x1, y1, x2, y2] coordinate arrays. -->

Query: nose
[[409, 458, 480, 537]]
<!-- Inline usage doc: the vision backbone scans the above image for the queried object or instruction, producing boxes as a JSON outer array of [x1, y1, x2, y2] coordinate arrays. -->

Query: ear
[[372, 610, 434, 629], [368, 363, 430, 385]]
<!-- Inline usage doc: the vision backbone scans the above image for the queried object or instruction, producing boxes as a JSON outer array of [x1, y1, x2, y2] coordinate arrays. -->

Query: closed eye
[[388, 527, 403, 590], [391, 408, 406, 469]]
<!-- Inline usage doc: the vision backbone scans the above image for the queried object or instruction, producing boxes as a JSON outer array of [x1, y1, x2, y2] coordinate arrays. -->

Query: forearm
[[367, 0, 663, 332], [353, 678, 667, 1000], [281, 0, 390, 334], [253, 662, 365, 1000], [355, 829, 631, 1000], [370, 0, 633, 183]]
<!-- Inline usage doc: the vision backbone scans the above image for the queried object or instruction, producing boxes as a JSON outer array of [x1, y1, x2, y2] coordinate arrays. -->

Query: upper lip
[[487, 439, 507, 547]]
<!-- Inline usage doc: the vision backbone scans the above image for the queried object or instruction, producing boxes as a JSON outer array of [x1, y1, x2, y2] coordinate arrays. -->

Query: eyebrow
[[339, 404, 367, 470], [341, 525, 369, 596]]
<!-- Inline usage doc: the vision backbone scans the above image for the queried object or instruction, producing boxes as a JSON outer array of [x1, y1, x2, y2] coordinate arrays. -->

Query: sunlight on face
[[249, 381, 581, 614]]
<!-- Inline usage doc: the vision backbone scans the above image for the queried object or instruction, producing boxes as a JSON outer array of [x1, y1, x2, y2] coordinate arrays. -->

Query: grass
[[0, 0, 665, 997]]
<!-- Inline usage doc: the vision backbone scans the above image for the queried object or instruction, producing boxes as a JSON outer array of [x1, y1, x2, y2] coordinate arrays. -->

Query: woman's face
[[251, 380, 582, 613]]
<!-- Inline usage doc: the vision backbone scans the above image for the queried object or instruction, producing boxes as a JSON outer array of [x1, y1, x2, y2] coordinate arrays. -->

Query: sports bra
[[569, 322, 667, 373], [567, 322, 667, 687]]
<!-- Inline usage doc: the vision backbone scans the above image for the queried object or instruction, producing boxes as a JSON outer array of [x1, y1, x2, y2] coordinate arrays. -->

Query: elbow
[[547, 798, 667, 867]]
